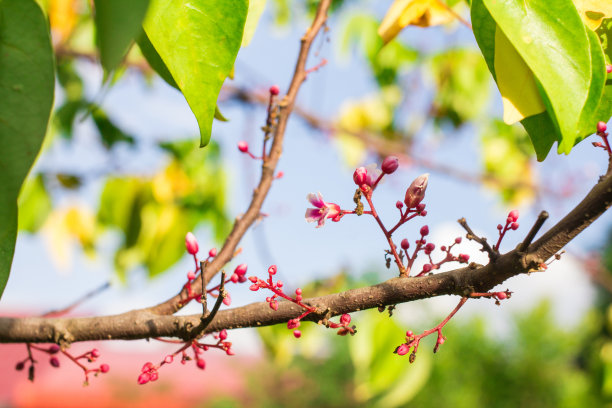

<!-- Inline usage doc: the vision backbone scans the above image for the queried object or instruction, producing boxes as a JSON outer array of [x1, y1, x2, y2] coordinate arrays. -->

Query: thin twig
[[517, 211, 549, 252], [43, 282, 111, 318], [457, 217, 497, 261]]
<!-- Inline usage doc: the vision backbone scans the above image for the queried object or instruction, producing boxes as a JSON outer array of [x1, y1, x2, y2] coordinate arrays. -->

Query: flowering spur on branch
[[249, 265, 356, 338]]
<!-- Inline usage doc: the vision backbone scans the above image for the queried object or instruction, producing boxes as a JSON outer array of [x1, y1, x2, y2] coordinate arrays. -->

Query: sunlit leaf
[[472, 0, 608, 159], [378, 0, 457, 44], [93, 0, 150, 73], [18, 175, 52, 233], [573, 0, 612, 30], [143, 0, 247, 147], [242, 0, 266, 47], [494, 28, 545, 124], [49, 0, 78, 42], [0, 0, 54, 298]]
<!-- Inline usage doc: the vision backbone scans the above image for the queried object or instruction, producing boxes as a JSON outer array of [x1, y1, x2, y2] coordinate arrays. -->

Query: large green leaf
[[136, 30, 179, 90], [94, 0, 151, 73], [0, 0, 54, 298], [143, 0, 247, 147], [472, 0, 609, 159]]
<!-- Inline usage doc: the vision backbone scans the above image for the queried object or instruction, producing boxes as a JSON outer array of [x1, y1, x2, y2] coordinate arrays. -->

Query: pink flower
[[305, 192, 341, 227]]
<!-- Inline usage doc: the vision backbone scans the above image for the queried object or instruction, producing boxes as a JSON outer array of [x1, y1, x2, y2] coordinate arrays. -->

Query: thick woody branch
[[1, 171, 612, 343]]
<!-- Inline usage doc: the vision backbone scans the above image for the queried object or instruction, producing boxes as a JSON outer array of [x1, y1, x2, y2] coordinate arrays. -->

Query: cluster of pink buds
[[139, 330, 234, 385], [249, 265, 356, 338], [182, 232, 246, 307], [494, 210, 520, 251], [17, 344, 109, 385]]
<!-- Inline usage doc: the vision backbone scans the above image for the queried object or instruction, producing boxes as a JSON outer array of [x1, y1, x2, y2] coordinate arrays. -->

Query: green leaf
[[577, 28, 610, 140], [91, 107, 135, 148], [17, 174, 52, 233], [136, 30, 179, 90], [473, 0, 608, 159], [143, 0, 247, 147], [94, 0, 150, 73], [0, 0, 54, 298], [242, 0, 266, 47], [349, 310, 431, 406]]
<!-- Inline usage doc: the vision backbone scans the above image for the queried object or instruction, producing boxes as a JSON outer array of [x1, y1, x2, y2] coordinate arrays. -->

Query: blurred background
[[2, 0, 612, 406]]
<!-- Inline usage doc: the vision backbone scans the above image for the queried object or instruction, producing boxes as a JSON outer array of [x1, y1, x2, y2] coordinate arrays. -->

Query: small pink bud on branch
[[404, 174, 429, 209], [185, 232, 199, 255], [381, 156, 399, 174]]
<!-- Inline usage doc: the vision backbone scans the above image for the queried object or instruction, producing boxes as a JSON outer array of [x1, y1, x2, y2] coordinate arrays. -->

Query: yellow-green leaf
[[494, 27, 546, 124], [143, 0, 247, 147], [378, 0, 457, 44]]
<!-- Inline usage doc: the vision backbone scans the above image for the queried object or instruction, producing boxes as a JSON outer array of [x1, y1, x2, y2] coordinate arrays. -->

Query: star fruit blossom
[[305, 192, 341, 227]]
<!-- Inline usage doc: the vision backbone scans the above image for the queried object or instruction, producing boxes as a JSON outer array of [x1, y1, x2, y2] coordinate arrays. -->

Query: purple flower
[[305, 192, 341, 228]]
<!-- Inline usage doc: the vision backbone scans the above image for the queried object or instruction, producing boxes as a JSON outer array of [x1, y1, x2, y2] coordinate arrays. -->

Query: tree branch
[[2, 169, 612, 343]]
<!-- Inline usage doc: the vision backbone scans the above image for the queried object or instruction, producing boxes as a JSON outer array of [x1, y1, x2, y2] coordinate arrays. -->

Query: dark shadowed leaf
[[0, 0, 54, 298]]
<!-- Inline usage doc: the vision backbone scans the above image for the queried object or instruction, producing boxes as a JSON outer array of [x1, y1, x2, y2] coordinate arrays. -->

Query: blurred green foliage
[[216, 300, 607, 407]]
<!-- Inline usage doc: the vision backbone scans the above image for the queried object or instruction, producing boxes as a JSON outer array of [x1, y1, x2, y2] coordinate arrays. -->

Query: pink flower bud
[[295, 288, 302, 295], [249, 284, 259, 291], [138, 372, 151, 384], [91, 348, 100, 358], [293, 330, 302, 338], [340, 313, 351, 325], [401, 238, 410, 250], [100, 364, 110, 373], [185, 232, 199, 255], [598, 121, 608, 133], [219, 329, 228, 340], [248, 276, 258, 283], [49, 344, 60, 354], [50, 357, 60, 368], [381, 156, 399, 174], [406, 330, 414, 338], [353, 167, 368, 186], [455, 237, 462, 244], [422, 264, 433, 273], [223, 293, 231, 306], [164, 355, 174, 364], [196, 359, 206, 370], [235, 264, 248, 276], [230, 273, 239, 283], [187, 271, 196, 280], [420, 225, 429, 236], [270, 85, 280, 95], [149, 371, 159, 381], [142, 362, 154, 372], [270, 300, 278, 310], [607, 65, 612, 74], [15, 362, 24, 371], [238, 141, 249, 153], [496, 291, 508, 300], [287, 319, 300, 329], [425, 243, 435, 252], [396, 201, 403, 209], [395, 344, 410, 355], [208, 248, 217, 258], [508, 210, 519, 222], [459, 254, 470, 263], [268, 265, 277, 275], [497, 224, 503, 230], [238, 275, 247, 283], [510, 222, 519, 230], [404, 173, 429, 208]]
